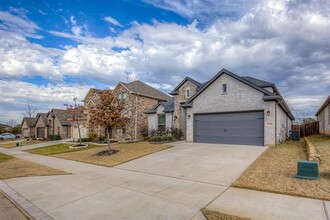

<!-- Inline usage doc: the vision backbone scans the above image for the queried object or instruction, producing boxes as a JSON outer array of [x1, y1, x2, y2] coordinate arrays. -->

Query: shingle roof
[[22, 117, 37, 127], [315, 96, 330, 116], [169, 77, 203, 95], [36, 113, 48, 126], [145, 97, 174, 114], [50, 109, 71, 126], [121, 80, 170, 101], [242, 76, 274, 88]]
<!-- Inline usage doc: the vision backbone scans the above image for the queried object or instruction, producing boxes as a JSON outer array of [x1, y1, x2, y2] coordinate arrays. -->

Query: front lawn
[[29, 142, 171, 167], [0, 153, 67, 180], [0, 140, 43, 148], [232, 136, 330, 201], [25, 143, 101, 155]]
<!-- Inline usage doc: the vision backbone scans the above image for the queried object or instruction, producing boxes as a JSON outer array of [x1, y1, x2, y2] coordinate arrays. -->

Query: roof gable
[[83, 88, 102, 103], [169, 77, 202, 95], [48, 109, 71, 126], [184, 69, 274, 106], [22, 117, 37, 127], [115, 80, 170, 101]]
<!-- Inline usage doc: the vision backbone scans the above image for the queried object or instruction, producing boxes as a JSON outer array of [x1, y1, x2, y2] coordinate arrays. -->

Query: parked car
[[15, 134, 23, 138], [0, 133, 16, 140]]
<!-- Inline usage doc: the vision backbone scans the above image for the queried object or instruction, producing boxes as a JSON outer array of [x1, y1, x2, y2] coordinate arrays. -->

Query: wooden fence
[[291, 121, 319, 137]]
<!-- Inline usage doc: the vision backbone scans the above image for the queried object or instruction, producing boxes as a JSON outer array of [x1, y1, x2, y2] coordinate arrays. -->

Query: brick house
[[47, 109, 72, 139], [74, 81, 170, 141], [146, 68, 294, 147], [35, 113, 49, 139], [21, 117, 37, 138]]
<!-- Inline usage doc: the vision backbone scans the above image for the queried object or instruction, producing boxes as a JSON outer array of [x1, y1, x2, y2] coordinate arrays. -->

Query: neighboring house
[[21, 117, 37, 138], [146, 68, 294, 147], [47, 109, 72, 139], [35, 113, 49, 139], [315, 95, 330, 135], [0, 123, 12, 132], [76, 81, 170, 141]]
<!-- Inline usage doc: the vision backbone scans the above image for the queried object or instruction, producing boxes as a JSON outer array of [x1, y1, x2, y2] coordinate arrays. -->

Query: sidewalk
[[0, 192, 28, 220]]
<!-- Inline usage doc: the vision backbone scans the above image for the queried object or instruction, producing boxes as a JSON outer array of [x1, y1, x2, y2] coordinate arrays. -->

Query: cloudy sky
[[0, 0, 329, 124]]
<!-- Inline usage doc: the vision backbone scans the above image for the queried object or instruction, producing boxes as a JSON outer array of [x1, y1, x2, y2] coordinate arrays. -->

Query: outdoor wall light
[[174, 116, 177, 121], [267, 109, 270, 116], [187, 114, 191, 119]]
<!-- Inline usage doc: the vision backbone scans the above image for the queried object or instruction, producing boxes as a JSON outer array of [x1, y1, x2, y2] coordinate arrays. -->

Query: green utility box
[[16, 142, 21, 147], [296, 160, 319, 180]]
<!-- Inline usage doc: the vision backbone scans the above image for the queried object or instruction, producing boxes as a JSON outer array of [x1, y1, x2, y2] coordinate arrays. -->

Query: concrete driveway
[[117, 142, 265, 186], [1, 142, 265, 220]]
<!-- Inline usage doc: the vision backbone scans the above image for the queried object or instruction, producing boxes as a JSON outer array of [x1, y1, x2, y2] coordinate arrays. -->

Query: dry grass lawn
[[0, 140, 43, 148], [0, 153, 67, 180], [54, 142, 171, 167], [201, 208, 251, 220], [26, 143, 101, 155], [233, 135, 330, 201]]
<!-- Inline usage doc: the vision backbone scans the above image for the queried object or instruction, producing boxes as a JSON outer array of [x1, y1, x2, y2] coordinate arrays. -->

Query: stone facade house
[[35, 113, 49, 139], [146, 68, 294, 147], [73, 81, 169, 141], [47, 109, 72, 139], [316, 95, 330, 135], [21, 117, 37, 138]]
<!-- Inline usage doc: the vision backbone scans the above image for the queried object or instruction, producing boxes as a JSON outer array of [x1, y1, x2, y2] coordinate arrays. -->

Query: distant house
[[146, 68, 294, 146], [315, 95, 330, 135], [0, 123, 12, 132], [47, 109, 72, 139], [75, 81, 170, 141], [35, 113, 49, 139], [21, 117, 37, 138]]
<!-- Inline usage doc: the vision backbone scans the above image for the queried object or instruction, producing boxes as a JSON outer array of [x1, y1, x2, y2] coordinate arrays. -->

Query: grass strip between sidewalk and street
[[26, 142, 172, 167], [0, 153, 68, 180], [232, 135, 330, 201]]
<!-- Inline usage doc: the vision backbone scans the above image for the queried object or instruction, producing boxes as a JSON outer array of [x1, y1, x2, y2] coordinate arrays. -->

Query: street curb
[[0, 180, 53, 220]]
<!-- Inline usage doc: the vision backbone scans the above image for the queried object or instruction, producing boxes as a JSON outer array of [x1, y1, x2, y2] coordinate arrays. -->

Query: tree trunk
[[77, 122, 82, 145], [106, 127, 111, 152]]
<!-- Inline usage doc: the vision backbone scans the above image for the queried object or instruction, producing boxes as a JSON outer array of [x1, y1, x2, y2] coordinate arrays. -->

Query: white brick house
[[146, 69, 294, 147]]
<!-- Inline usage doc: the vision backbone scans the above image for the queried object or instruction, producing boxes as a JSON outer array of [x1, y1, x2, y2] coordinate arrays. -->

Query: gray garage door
[[194, 111, 264, 146], [37, 127, 45, 139]]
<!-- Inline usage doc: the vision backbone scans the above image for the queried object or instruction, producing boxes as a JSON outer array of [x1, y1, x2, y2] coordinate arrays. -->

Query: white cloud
[[104, 16, 123, 27], [0, 0, 329, 119], [0, 80, 90, 123], [0, 10, 42, 39]]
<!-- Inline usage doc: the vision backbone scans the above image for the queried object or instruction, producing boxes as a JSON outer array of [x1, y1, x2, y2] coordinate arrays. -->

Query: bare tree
[[66, 97, 85, 145], [25, 98, 37, 118], [88, 89, 128, 154], [292, 109, 309, 124]]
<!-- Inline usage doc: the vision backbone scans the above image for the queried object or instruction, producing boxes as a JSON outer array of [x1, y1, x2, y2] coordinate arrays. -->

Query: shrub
[[89, 132, 97, 141], [171, 128, 184, 140], [79, 138, 90, 142], [139, 125, 149, 139], [148, 136, 174, 142], [49, 134, 61, 141]]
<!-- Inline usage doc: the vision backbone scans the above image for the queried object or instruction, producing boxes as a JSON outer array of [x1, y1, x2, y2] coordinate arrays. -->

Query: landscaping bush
[[49, 134, 61, 141], [89, 132, 97, 141], [139, 125, 149, 139], [171, 128, 184, 140], [79, 138, 90, 142], [148, 136, 174, 142]]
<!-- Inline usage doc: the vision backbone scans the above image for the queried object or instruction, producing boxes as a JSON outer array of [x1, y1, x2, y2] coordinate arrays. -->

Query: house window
[[158, 114, 166, 131], [117, 92, 127, 104], [222, 84, 227, 93], [185, 89, 190, 99]]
